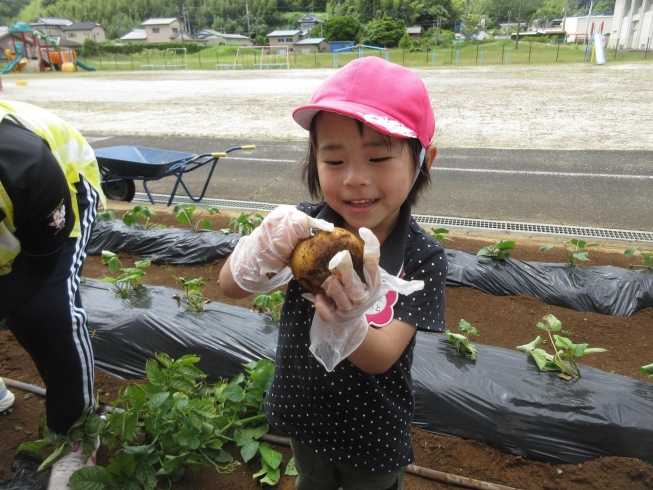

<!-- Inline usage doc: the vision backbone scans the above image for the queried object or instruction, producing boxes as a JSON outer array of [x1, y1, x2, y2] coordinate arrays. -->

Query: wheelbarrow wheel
[[102, 179, 136, 202]]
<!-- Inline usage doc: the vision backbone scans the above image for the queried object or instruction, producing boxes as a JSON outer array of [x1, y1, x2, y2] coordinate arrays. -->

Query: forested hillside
[[9, 0, 615, 42]]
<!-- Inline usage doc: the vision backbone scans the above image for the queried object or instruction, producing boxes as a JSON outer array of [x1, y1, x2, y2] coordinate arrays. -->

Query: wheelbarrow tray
[[95, 146, 197, 179]]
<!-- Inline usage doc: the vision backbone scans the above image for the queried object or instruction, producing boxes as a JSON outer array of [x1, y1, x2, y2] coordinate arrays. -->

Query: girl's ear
[[424, 145, 438, 170]]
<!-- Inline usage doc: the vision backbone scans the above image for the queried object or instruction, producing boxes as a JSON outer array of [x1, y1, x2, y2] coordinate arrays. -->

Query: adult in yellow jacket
[[0, 100, 105, 490]]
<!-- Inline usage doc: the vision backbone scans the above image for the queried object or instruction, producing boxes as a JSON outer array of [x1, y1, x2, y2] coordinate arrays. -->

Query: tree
[[324, 15, 362, 41], [362, 17, 406, 47]]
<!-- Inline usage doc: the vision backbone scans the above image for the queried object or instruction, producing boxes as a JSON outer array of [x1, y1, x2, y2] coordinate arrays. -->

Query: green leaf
[[107, 450, 136, 478], [85, 413, 105, 438], [240, 439, 260, 463], [127, 384, 147, 411], [641, 363, 653, 377], [149, 392, 170, 409], [539, 245, 554, 252], [135, 464, 157, 490], [285, 457, 298, 476], [69, 465, 110, 490], [215, 448, 232, 463], [39, 442, 70, 471], [573, 252, 590, 261], [223, 383, 245, 402], [516, 336, 543, 353], [258, 460, 281, 485], [145, 359, 167, 386], [624, 246, 639, 256], [174, 428, 201, 450], [583, 347, 608, 354], [259, 442, 282, 469], [17, 439, 52, 453], [528, 348, 562, 372]]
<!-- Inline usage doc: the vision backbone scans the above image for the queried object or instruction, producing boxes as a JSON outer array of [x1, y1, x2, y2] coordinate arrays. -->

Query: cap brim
[[293, 101, 418, 142]]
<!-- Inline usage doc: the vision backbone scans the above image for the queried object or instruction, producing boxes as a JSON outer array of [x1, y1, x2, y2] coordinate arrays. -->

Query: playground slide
[[74, 59, 96, 71], [594, 33, 606, 65], [1, 44, 26, 74]]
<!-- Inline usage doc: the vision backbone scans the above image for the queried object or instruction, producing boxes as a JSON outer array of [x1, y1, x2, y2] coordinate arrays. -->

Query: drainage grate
[[134, 193, 653, 243]]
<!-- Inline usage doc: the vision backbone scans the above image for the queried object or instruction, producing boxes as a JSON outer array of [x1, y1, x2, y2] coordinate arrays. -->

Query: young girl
[[220, 57, 447, 490]]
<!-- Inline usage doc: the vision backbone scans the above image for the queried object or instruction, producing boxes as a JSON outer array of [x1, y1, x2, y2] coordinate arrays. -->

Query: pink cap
[[293, 57, 435, 148]]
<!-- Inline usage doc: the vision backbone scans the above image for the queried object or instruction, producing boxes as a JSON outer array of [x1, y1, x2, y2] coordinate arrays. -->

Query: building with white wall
[[609, 0, 653, 49], [562, 14, 613, 43]]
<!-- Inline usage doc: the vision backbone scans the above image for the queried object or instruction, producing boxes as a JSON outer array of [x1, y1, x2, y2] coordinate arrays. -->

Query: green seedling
[[19, 354, 282, 488], [430, 228, 452, 243], [122, 205, 164, 230], [100, 251, 151, 298], [95, 210, 116, 222], [252, 291, 286, 323], [227, 212, 263, 236], [445, 319, 479, 360], [539, 238, 599, 267], [624, 246, 653, 272], [172, 276, 211, 312], [477, 240, 516, 261], [173, 204, 221, 232], [641, 363, 653, 378], [516, 314, 607, 379]]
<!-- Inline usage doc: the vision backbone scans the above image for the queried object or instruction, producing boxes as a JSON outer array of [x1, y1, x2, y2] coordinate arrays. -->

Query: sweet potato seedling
[[95, 210, 116, 222], [445, 319, 479, 360], [624, 246, 653, 272], [100, 251, 151, 298], [173, 204, 221, 232], [429, 228, 452, 243], [227, 212, 263, 236], [252, 291, 286, 323], [539, 238, 599, 267], [477, 240, 516, 261], [122, 204, 164, 230], [516, 314, 607, 379], [172, 276, 211, 312], [641, 363, 653, 378]]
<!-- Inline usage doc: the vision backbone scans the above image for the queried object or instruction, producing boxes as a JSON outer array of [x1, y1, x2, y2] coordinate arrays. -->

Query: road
[[89, 134, 653, 233]]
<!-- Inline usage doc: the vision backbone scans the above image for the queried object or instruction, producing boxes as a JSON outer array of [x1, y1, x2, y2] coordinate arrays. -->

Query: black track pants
[[3, 177, 98, 435]]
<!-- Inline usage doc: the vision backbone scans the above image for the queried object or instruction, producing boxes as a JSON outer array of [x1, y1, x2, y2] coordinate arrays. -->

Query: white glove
[[308, 228, 424, 372], [229, 205, 333, 292], [0, 221, 20, 276]]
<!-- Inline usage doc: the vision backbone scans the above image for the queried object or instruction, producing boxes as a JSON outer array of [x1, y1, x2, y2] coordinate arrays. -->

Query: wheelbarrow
[[95, 145, 256, 206]]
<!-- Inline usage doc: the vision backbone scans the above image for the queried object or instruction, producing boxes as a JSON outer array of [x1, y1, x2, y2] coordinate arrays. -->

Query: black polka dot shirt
[[265, 201, 447, 472]]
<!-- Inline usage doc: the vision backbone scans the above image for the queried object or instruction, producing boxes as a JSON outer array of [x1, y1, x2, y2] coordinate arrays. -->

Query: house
[[407, 26, 422, 39], [293, 37, 328, 54], [29, 17, 72, 38], [562, 14, 613, 43], [609, 0, 650, 49], [141, 18, 182, 43], [267, 30, 301, 53], [120, 29, 148, 44], [61, 22, 106, 43], [195, 29, 253, 46], [297, 14, 324, 35]]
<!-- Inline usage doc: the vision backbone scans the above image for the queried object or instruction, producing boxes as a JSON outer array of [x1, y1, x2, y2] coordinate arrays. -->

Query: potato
[[290, 227, 365, 295]]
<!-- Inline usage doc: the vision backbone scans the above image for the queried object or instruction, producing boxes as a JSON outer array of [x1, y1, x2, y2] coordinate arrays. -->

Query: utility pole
[[584, 0, 594, 44], [246, 3, 251, 38], [118, 12, 124, 38], [507, 11, 511, 36], [515, 0, 523, 49], [562, 0, 568, 33], [178, 5, 186, 50]]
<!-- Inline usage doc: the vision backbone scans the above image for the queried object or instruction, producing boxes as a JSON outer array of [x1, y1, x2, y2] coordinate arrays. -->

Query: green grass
[[1, 40, 651, 72]]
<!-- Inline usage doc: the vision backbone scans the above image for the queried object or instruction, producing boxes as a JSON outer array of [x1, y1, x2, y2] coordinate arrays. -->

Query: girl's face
[[315, 112, 416, 243]]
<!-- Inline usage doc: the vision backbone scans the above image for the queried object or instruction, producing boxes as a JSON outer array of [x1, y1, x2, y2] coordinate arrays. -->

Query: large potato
[[290, 227, 365, 295]]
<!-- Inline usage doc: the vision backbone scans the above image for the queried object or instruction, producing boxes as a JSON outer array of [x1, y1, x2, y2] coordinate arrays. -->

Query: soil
[[1, 207, 652, 490]]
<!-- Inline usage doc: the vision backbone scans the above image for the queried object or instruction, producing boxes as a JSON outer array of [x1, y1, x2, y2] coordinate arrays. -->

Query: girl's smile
[[315, 112, 416, 242]]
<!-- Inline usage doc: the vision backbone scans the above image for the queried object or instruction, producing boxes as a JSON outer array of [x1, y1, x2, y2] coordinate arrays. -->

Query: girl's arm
[[219, 255, 253, 299], [346, 320, 416, 374]]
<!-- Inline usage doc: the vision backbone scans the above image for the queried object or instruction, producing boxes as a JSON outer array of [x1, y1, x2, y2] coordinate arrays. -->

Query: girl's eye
[[323, 160, 343, 166], [369, 157, 391, 163]]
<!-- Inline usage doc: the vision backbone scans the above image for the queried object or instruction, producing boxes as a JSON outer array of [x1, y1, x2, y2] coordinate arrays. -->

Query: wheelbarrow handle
[[210, 152, 228, 158], [240, 145, 256, 150]]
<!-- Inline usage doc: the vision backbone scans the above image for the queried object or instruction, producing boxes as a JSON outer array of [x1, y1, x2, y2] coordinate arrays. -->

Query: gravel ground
[[1, 62, 652, 150]]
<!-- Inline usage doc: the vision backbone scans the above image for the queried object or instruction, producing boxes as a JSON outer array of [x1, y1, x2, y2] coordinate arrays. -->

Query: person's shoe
[[0, 377, 15, 412], [47, 436, 99, 490]]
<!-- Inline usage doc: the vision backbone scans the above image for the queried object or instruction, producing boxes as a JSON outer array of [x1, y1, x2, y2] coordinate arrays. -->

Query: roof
[[268, 30, 300, 36], [196, 29, 250, 40], [30, 18, 72, 26], [297, 14, 324, 24], [62, 22, 100, 31], [170, 32, 195, 41], [294, 37, 325, 45], [121, 29, 147, 40], [142, 18, 179, 26]]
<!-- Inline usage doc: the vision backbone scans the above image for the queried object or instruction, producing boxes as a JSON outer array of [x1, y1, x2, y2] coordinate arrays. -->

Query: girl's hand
[[229, 205, 333, 293], [308, 228, 424, 371]]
